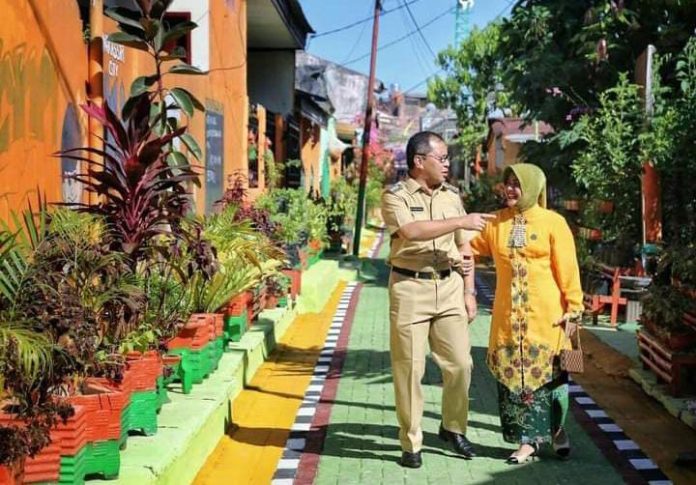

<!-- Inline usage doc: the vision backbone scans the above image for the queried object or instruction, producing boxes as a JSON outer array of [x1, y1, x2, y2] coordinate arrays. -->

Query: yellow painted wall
[[0, 0, 250, 219]]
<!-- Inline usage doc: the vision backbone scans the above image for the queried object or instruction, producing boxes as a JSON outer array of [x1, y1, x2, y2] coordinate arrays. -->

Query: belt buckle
[[431, 272, 439, 281]]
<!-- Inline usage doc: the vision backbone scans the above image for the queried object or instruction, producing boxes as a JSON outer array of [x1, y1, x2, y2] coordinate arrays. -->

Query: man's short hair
[[406, 131, 445, 170]]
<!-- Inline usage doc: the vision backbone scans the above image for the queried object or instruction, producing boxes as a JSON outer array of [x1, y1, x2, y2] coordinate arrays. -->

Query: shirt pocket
[[409, 203, 430, 221]]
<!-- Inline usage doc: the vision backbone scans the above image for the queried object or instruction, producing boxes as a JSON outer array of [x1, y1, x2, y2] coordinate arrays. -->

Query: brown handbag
[[559, 322, 584, 374]]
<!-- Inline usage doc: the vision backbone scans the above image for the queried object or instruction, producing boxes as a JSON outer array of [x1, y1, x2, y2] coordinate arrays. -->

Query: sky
[[298, 0, 515, 96]]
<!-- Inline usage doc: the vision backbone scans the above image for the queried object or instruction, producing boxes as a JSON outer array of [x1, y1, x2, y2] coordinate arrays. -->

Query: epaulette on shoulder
[[387, 182, 406, 194], [443, 182, 459, 193]]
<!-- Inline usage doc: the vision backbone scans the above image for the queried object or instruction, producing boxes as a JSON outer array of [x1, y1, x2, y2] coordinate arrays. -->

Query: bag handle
[[564, 321, 582, 352]]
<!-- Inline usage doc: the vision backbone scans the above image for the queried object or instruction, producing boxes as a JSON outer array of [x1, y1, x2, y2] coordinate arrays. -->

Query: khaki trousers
[[388, 270, 473, 452]]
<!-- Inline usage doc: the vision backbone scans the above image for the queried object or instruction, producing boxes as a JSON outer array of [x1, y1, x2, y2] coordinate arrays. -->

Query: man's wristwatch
[[464, 288, 477, 296]]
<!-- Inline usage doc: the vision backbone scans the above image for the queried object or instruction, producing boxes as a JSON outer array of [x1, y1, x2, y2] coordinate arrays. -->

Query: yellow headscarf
[[503, 163, 547, 211]]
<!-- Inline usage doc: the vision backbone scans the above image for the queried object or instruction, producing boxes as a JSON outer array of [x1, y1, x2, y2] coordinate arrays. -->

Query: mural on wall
[[205, 108, 224, 213], [60, 103, 82, 203], [0, 44, 59, 152]]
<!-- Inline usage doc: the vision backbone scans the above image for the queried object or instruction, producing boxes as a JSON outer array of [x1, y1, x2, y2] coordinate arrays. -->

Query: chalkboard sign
[[205, 110, 224, 213]]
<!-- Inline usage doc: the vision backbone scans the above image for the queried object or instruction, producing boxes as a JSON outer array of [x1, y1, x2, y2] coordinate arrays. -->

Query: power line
[[397, 1, 433, 79], [400, 0, 437, 59], [495, 0, 516, 20], [404, 68, 444, 94], [343, 6, 456, 66], [312, 0, 422, 39], [341, 1, 374, 63]]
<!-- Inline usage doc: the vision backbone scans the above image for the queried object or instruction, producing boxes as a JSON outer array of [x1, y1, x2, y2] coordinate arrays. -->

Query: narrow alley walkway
[[302, 242, 642, 485], [197, 231, 687, 484]]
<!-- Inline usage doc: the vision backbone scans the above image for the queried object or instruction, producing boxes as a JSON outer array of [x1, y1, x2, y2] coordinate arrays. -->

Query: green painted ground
[[314, 245, 625, 484]]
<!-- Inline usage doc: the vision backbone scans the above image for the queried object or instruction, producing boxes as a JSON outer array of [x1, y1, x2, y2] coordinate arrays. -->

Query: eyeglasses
[[416, 153, 450, 164]]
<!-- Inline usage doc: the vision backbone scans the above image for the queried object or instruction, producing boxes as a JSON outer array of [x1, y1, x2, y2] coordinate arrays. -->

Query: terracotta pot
[[162, 354, 182, 367], [597, 200, 614, 213], [226, 292, 250, 316], [167, 314, 211, 351], [0, 459, 24, 485], [563, 199, 580, 211], [282, 268, 302, 298], [126, 351, 164, 392], [71, 385, 128, 443], [213, 313, 224, 338], [299, 249, 308, 269], [578, 226, 602, 241], [22, 442, 61, 484], [0, 404, 89, 483]]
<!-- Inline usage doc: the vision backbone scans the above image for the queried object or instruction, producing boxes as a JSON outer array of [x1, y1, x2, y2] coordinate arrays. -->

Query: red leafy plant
[[61, 0, 207, 270], [61, 94, 199, 270]]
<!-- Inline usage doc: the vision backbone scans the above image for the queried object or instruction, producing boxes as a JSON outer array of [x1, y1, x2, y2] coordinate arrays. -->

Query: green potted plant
[[640, 285, 696, 351], [668, 245, 696, 298]]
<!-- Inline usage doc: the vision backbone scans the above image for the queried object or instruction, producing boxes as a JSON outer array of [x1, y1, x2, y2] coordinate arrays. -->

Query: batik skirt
[[497, 362, 569, 444]]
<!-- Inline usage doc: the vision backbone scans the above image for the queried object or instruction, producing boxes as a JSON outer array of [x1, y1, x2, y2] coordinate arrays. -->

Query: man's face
[[415, 139, 450, 186]]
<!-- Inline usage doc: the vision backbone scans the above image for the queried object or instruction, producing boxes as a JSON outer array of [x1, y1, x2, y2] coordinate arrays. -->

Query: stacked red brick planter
[[0, 459, 23, 485], [0, 404, 89, 484], [166, 314, 225, 394], [224, 292, 251, 344], [282, 269, 302, 300]]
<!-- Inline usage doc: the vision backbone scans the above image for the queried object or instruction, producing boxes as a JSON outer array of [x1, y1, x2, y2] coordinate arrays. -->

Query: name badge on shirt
[[410, 206, 424, 212]]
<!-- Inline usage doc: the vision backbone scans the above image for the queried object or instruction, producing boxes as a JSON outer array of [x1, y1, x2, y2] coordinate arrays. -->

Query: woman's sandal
[[553, 428, 571, 460], [506, 442, 539, 464]]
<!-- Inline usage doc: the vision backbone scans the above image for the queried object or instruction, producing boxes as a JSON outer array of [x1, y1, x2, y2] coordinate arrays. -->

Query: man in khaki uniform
[[381, 131, 495, 468]]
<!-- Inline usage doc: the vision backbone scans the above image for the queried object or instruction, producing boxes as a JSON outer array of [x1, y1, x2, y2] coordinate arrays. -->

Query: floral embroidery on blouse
[[488, 211, 556, 394]]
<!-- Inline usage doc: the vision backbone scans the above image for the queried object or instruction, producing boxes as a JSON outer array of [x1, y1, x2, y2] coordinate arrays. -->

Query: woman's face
[[504, 174, 522, 208]]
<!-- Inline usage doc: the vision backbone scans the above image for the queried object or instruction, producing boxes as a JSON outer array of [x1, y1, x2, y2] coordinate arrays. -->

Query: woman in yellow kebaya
[[469, 163, 583, 464]]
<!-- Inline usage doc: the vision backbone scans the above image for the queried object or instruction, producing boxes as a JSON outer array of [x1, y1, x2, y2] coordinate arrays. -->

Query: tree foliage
[[428, 23, 513, 161]]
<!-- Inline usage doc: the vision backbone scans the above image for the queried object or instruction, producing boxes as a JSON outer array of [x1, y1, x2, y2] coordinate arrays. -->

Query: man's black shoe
[[438, 423, 476, 458], [400, 451, 422, 468]]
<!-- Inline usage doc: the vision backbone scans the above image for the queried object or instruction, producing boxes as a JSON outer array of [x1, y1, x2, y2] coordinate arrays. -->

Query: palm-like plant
[[0, 202, 55, 388], [0, 233, 53, 393], [193, 207, 285, 312]]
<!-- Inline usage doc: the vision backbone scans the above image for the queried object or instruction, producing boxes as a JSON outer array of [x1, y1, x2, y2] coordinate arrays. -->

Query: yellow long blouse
[[470, 205, 584, 394]]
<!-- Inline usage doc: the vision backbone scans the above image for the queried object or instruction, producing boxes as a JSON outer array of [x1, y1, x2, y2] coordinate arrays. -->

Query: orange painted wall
[[0, 0, 88, 223], [300, 116, 321, 194], [102, 0, 248, 214], [0, 0, 249, 220]]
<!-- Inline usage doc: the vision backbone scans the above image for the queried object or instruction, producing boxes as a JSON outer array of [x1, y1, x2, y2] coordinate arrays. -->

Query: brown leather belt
[[392, 266, 452, 280]]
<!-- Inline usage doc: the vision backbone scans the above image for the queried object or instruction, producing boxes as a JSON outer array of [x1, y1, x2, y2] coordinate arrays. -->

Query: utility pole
[[353, 0, 382, 257], [636, 45, 662, 274], [88, 0, 104, 205], [637, 45, 661, 244]]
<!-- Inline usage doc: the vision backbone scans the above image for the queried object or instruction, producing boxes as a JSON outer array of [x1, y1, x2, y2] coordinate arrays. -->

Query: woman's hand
[[452, 254, 474, 276], [465, 294, 477, 322], [555, 313, 581, 337]]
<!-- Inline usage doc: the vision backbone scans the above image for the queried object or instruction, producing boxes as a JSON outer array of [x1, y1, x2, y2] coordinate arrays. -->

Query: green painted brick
[[57, 440, 120, 484], [224, 310, 248, 344]]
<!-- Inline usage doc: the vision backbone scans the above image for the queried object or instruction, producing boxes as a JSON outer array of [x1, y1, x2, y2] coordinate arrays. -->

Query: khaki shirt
[[381, 177, 473, 273]]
